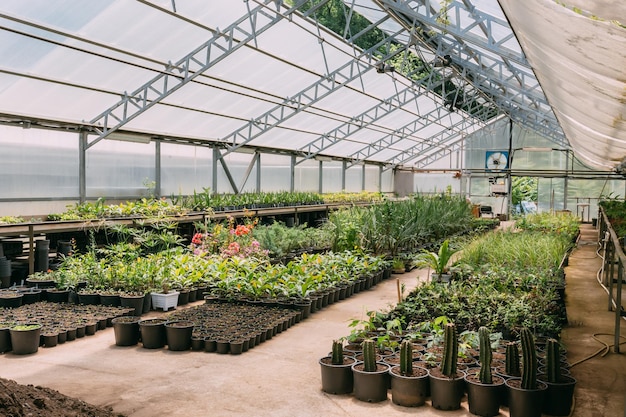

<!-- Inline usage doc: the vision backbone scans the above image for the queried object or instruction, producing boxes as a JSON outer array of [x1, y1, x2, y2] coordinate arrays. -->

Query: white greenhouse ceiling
[[0, 0, 623, 170]]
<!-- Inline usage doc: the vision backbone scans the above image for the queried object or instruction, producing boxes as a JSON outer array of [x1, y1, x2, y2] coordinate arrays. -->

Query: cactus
[[520, 327, 538, 390], [440, 322, 458, 377], [478, 326, 493, 384], [331, 339, 344, 365], [399, 339, 413, 375], [362, 339, 377, 372], [545, 338, 563, 383], [505, 341, 521, 377]]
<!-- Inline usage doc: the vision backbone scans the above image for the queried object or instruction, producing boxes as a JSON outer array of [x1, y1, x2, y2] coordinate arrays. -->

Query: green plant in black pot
[[505, 327, 547, 417], [319, 339, 356, 395], [541, 338, 576, 416], [465, 326, 505, 417], [429, 322, 465, 410], [389, 338, 430, 407], [351, 338, 390, 402], [505, 341, 521, 377]]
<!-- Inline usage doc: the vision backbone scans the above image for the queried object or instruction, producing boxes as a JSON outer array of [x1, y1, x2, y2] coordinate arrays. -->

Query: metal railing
[[598, 207, 625, 353]]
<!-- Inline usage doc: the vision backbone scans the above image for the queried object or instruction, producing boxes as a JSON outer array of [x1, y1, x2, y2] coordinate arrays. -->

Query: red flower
[[191, 233, 204, 245]]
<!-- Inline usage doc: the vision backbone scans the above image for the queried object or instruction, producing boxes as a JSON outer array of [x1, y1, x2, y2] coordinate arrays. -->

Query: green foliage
[[399, 339, 413, 375], [331, 339, 344, 365], [546, 338, 563, 383], [413, 239, 458, 276], [440, 322, 458, 377], [505, 341, 521, 377], [362, 339, 377, 372], [520, 328, 538, 390], [510, 177, 538, 207], [478, 327, 493, 384]]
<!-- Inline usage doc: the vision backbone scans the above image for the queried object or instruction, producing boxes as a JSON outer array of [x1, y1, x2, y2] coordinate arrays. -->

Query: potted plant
[[505, 327, 547, 417], [351, 338, 390, 402], [164, 320, 195, 351], [9, 323, 42, 355], [151, 283, 179, 312], [464, 327, 505, 416], [389, 339, 429, 407], [319, 339, 357, 395], [428, 322, 465, 410], [111, 316, 142, 346], [0, 290, 23, 308], [540, 338, 576, 416], [413, 239, 458, 283]]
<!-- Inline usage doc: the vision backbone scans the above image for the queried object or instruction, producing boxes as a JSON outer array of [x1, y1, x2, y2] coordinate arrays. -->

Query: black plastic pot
[[112, 316, 142, 346], [139, 318, 167, 349], [120, 294, 144, 316], [505, 378, 547, 417], [319, 356, 357, 395], [45, 289, 70, 303], [99, 293, 121, 307], [429, 368, 466, 411], [389, 365, 430, 407], [0, 293, 23, 308], [0, 323, 13, 353], [9, 323, 42, 355], [77, 292, 100, 305], [351, 362, 390, 403], [164, 320, 194, 351], [465, 373, 505, 417], [541, 375, 577, 416]]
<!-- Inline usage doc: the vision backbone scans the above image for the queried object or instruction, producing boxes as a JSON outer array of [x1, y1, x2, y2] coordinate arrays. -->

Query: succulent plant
[[545, 338, 563, 383], [440, 322, 458, 377], [478, 326, 493, 384], [520, 327, 538, 390], [505, 341, 521, 377], [362, 338, 377, 372], [331, 339, 344, 365], [399, 339, 413, 375]]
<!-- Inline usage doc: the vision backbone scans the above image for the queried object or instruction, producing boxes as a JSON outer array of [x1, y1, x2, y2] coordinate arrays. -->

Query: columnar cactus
[[331, 339, 344, 365], [545, 338, 563, 383], [440, 322, 458, 377], [505, 341, 521, 377], [362, 339, 377, 372], [399, 339, 413, 375], [478, 326, 493, 384], [520, 327, 538, 390]]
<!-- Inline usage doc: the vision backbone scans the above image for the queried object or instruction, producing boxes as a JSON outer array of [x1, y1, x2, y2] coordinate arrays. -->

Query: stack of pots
[[35, 240, 50, 272]]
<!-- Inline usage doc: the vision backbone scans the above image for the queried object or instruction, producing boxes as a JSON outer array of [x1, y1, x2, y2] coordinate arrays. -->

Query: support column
[[155, 139, 161, 198], [79, 131, 87, 203]]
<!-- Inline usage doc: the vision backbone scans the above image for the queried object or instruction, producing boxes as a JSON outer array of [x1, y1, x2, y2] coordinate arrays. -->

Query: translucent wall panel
[[294, 159, 320, 192], [344, 165, 363, 192], [86, 138, 154, 199], [321, 161, 343, 193], [160, 143, 212, 197], [215, 151, 256, 194], [0, 125, 78, 199], [537, 178, 565, 212], [259, 154, 291, 192], [414, 173, 460, 195], [364, 165, 380, 192], [381, 169, 394, 194]]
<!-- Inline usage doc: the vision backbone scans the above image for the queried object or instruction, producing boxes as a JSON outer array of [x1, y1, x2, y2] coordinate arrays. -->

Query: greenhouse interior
[[0, 0, 624, 416]]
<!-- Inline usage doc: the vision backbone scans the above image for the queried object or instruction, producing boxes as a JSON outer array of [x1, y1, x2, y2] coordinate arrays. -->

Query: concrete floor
[[1, 223, 624, 416]]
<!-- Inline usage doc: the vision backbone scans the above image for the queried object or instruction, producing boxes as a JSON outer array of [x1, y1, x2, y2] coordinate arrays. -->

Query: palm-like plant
[[413, 239, 458, 280]]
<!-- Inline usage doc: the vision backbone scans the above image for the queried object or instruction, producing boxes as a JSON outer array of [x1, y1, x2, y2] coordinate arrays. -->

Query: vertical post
[[378, 165, 383, 193], [28, 224, 34, 276], [155, 139, 161, 198], [79, 131, 87, 203], [290, 154, 295, 192], [212, 147, 218, 193], [318, 160, 323, 194], [615, 259, 622, 353], [506, 119, 513, 218], [361, 164, 365, 191], [342, 160, 346, 191], [256, 152, 261, 192], [563, 150, 569, 210]]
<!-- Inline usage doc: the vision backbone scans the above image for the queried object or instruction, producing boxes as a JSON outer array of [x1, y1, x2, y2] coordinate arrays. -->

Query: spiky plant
[[331, 339, 344, 365], [505, 341, 521, 377], [478, 326, 493, 384], [362, 339, 377, 372], [520, 327, 538, 390], [399, 339, 413, 375], [440, 322, 458, 377], [545, 338, 563, 383]]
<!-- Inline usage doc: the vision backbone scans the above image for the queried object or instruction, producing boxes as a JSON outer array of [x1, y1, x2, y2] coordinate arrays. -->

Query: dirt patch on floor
[[0, 377, 124, 417]]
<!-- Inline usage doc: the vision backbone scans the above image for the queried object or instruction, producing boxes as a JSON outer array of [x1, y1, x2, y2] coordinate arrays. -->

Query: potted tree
[[505, 327, 547, 417], [464, 326, 505, 416], [428, 322, 465, 410], [351, 338, 390, 402], [413, 239, 458, 283], [389, 339, 429, 406], [540, 338, 576, 416], [319, 339, 357, 395]]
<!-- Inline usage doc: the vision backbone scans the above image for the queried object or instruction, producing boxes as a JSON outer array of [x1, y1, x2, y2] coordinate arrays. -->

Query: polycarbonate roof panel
[[499, 0, 626, 170]]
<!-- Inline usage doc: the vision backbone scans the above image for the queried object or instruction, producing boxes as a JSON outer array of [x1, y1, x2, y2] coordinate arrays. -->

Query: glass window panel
[[381, 168, 393, 193], [364, 164, 380, 192], [160, 143, 212, 196], [321, 161, 343, 193], [86, 138, 155, 198], [260, 153, 291, 192], [0, 125, 78, 199], [215, 151, 256, 194], [294, 159, 320, 192], [345, 165, 363, 192]]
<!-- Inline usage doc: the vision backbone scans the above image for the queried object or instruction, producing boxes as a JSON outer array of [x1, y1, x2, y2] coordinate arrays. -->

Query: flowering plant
[[191, 215, 268, 259]]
